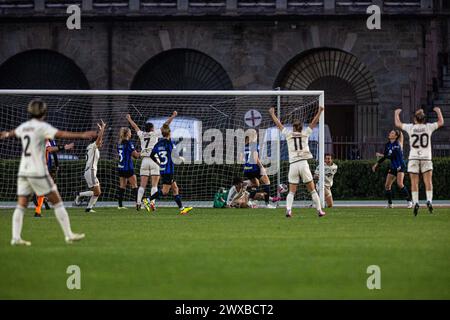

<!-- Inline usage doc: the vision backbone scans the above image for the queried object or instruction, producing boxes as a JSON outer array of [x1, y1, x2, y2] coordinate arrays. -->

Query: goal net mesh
[[0, 92, 322, 207]]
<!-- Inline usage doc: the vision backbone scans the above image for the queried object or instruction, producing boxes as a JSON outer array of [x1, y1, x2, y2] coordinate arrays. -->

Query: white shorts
[[84, 169, 100, 189], [324, 186, 332, 198], [17, 175, 57, 197], [140, 157, 160, 176], [408, 160, 433, 174], [288, 160, 313, 185]]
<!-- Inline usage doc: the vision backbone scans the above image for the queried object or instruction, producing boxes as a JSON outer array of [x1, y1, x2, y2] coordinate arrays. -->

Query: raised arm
[[434, 107, 444, 128], [47, 142, 75, 154], [268, 107, 284, 131], [55, 130, 97, 140], [309, 106, 324, 130], [394, 108, 403, 129], [164, 111, 178, 126], [0, 130, 15, 140], [126, 114, 141, 133], [398, 131, 404, 149], [96, 120, 107, 147]]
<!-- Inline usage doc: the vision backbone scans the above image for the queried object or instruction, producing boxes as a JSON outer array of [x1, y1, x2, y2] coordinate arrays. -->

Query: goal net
[[0, 90, 324, 208]]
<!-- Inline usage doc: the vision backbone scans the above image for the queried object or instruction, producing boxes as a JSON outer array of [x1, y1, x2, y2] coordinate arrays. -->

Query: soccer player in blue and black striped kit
[[145, 123, 192, 215], [372, 129, 412, 208]]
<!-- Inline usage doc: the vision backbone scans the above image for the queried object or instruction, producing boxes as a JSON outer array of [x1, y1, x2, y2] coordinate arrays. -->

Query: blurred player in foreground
[[0, 99, 97, 246]]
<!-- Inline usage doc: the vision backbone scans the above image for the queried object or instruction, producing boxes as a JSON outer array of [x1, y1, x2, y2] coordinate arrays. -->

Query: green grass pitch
[[0, 207, 449, 299]]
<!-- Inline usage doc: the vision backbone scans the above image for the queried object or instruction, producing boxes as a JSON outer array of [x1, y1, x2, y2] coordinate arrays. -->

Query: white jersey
[[226, 185, 246, 206], [315, 163, 338, 187], [14, 119, 58, 177], [282, 127, 313, 163], [85, 142, 100, 172], [402, 123, 439, 160], [137, 129, 161, 157]]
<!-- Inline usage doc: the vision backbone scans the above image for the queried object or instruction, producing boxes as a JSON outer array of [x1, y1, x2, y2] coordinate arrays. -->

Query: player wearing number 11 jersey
[[269, 106, 325, 218], [395, 107, 444, 216]]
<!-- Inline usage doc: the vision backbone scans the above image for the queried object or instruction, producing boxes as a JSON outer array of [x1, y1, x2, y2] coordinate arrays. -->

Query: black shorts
[[118, 170, 135, 178], [388, 165, 406, 176], [244, 171, 261, 180], [161, 174, 175, 185]]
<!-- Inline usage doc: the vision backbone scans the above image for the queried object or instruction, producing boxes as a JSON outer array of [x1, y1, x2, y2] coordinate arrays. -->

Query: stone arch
[[275, 48, 379, 158], [0, 49, 91, 132], [131, 48, 233, 90]]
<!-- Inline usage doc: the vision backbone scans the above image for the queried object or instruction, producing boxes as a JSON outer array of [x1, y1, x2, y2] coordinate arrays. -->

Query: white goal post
[[0, 89, 325, 208]]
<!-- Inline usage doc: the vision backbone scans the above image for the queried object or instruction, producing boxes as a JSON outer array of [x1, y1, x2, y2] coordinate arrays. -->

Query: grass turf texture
[[0, 207, 449, 299]]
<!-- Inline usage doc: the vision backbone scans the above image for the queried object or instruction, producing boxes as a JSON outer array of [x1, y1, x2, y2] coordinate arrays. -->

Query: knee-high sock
[[80, 191, 94, 197], [54, 202, 73, 239], [400, 186, 411, 202], [137, 187, 145, 205], [311, 190, 322, 211], [150, 188, 160, 201], [36, 196, 45, 214], [132, 188, 138, 204], [249, 188, 257, 200], [412, 191, 419, 205], [426, 190, 433, 203], [262, 184, 270, 204], [385, 189, 393, 205], [118, 188, 125, 207], [286, 192, 294, 211], [12, 205, 25, 240], [174, 195, 183, 209], [87, 196, 99, 209]]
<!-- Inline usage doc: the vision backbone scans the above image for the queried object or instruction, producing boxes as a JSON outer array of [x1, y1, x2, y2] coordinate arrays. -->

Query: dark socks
[[385, 189, 393, 205], [118, 188, 125, 207], [400, 186, 411, 202], [150, 189, 160, 201], [174, 195, 183, 209], [249, 188, 257, 200], [132, 188, 138, 203], [262, 184, 270, 204]]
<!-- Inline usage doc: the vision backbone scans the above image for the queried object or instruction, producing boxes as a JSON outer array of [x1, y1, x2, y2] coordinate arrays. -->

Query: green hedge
[[0, 158, 449, 201]]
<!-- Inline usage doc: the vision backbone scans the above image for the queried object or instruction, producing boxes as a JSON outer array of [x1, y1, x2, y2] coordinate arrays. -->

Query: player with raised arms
[[372, 129, 412, 209], [126, 111, 177, 211], [74, 120, 107, 212], [0, 99, 97, 246], [117, 127, 140, 209], [146, 123, 193, 215], [395, 107, 444, 215], [269, 106, 326, 218]]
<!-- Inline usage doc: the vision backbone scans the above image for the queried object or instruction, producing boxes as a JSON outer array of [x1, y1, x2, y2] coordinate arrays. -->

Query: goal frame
[[0, 89, 325, 207]]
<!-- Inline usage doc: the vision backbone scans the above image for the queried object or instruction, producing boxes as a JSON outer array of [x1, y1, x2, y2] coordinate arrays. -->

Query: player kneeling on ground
[[226, 177, 250, 208], [314, 153, 338, 208], [146, 124, 192, 215], [0, 99, 97, 246], [74, 120, 107, 213], [395, 107, 444, 216], [269, 106, 326, 218]]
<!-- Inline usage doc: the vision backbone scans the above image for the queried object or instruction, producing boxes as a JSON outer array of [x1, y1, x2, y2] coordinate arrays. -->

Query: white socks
[[311, 190, 322, 211], [87, 196, 99, 209], [412, 191, 419, 205], [12, 205, 25, 240], [137, 187, 145, 205], [426, 190, 433, 203], [80, 191, 94, 197], [286, 192, 294, 211], [54, 202, 73, 239], [151, 186, 158, 197]]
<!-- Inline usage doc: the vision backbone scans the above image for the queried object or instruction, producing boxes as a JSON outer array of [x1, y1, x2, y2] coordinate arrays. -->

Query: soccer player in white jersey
[[0, 100, 97, 246], [395, 107, 444, 216], [74, 120, 107, 213], [314, 153, 338, 208], [269, 106, 326, 218], [126, 111, 177, 211]]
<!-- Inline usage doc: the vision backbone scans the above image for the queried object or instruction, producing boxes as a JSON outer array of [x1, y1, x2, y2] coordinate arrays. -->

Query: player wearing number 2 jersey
[[269, 106, 325, 218], [0, 99, 97, 246], [126, 111, 177, 211], [395, 107, 444, 216]]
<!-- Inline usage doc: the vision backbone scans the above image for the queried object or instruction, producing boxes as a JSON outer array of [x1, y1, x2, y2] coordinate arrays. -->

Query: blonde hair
[[119, 127, 131, 142], [161, 124, 171, 138]]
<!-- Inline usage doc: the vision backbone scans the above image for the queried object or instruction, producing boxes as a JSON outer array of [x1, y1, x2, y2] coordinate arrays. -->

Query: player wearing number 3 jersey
[[126, 112, 177, 211], [395, 107, 444, 216], [269, 106, 325, 218]]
